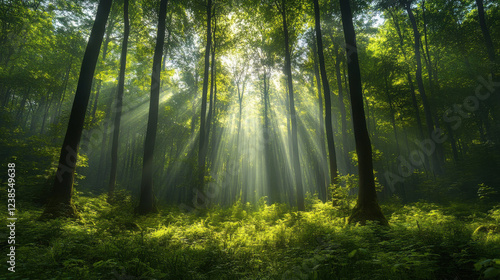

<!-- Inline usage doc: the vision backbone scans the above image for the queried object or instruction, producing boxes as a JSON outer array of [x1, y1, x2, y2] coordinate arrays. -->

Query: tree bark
[[339, 0, 387, 226], [385, 74, 400, 155], [313, 0, 338, 202], [198, 0, 212, 193], [136, 0, 168, 214], [311, 40, 328, 201], [389, 9, 425, 141], [206, 9, 216, 167], [476, 0, 496, 77], [108, 0, 129, 202], [404, 2, 442, 174], [333, 44, 351, 174], [281, 0, 304, 211], [41, 0, 112, 219]]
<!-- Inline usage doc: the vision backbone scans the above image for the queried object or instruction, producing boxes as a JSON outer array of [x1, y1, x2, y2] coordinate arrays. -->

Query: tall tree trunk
[[311, 40, 328, 201], [385, 74, 400, 155], [108, 0, 129, 202], [476, 0, 496, 77], [206, 9, 216, 167], [41, 0, 112, 219], [404, 2, 442, 174], [421, 0, 436, 95], [389, 9, 425, 141], [339, 0, 387, 226], [55, 61, 72, 122], [136, 0, 168, 214], [198, 0, 212, 193], [40, 97, 52, 134], [334, 45, 351, 174], [16, 87, 29, 121], [281, 0, 304, 211], [90, 14, 116, 122], [81, 14, 116, 152], [263, 70, 279, 203], [313, 0, 338, 201]]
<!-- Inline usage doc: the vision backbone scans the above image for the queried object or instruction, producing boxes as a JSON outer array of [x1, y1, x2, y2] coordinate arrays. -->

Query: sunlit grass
[[4, 192, 499, 280]]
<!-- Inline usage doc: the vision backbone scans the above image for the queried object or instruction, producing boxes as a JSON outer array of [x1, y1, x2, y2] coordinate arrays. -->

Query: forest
[[1, 0, 500, 279]]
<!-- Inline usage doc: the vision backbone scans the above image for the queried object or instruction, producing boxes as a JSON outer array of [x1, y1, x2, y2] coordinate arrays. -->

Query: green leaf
[[484, 267, 500, 279], [348, 250, 357, 258]]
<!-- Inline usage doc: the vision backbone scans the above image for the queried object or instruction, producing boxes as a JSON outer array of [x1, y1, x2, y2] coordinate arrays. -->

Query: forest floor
[[1, 192, 499, 280]]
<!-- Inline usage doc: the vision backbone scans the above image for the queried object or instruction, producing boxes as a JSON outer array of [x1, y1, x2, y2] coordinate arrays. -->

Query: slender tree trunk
[[128, 134, 137, 184], [41, 0, 112, 219], [476, 0, 496, 77], [334, 45, 351, 174], [40, 97, 52, 134], [311, 41, 328, 201], [206, 10, 216, 166], [56, 62, 72, 121], [137, 0, 168, 214], [281, 1, 304, 211], [385, 75, 400, 155], [263, 70, 279, 203], [198, 0, 212, 193], [405, 2, 442, 174], [90, 14, 115, 122], [421, 0, 436, 95], [339, 0, 387, 226], [16, 87, 29, 120], [108, 0, 129, 202], [313, 1, 338, 201], [389, 9, 425, 141]]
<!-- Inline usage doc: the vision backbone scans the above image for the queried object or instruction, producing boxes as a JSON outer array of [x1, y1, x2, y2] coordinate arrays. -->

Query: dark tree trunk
[[136, 0, 168, 215], [206, 9, 216, 167], [339, 0, 387, 226], [281, 0, 304, 211], [16, 87, 29, 121], [263, 70, 279, 203], [313, 0, 338, 202], [41, 0, 112, 219], [108, 0, 129, 202], [90, 14, 115, 123], [445, 121, 459, 162], [334, 44, 351, 174], [476, 0, 496, 77], [55, 62, 72, 121], [389, 9, 425, 141], [311, 40, 328, 201], [404, 2, 442, 174], [421, 0, 436, 95], [40, 97, 52, 134], [198, 0, 212, 193], [385, 74, 400, 155]]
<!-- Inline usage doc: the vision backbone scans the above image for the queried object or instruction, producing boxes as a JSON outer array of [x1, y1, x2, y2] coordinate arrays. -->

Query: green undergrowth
[[1, 192, 499, 280]]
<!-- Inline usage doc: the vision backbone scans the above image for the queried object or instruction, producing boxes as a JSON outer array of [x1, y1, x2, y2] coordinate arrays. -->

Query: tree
[[338, 0, 388, 226], [277, 0, 305, 211], [108, 0, 130, 202], [402, 0, 442, 174], [311, 35, 329, 201], [41, 0, 113, 219], [198, 0, 212, 193], [475, 0, 497, 78], [137, 0, 169, 214], [313, 0, 338, 201]]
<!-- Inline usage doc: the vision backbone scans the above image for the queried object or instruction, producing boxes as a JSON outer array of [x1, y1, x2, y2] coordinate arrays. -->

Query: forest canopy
[[1, 0, 499, 279]]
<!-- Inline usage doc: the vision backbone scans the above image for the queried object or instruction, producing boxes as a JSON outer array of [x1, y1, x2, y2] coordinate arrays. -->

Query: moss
[[39, 200, 80, 220]]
